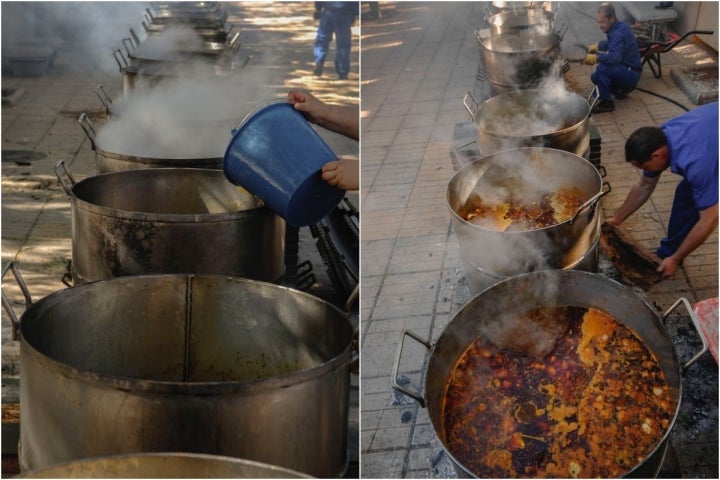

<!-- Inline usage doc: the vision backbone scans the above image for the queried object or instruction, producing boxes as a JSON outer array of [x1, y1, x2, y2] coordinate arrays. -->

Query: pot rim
[[446, 147, 603, 233], [426, 270, 684, 478], [68, 168, 269, 222], [474, 88, 590, 138], [18, 274, 354, 394]]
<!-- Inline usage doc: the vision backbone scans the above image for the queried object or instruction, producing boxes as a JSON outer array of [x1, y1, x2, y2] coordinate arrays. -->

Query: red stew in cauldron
[[442, 306, 673, 478]]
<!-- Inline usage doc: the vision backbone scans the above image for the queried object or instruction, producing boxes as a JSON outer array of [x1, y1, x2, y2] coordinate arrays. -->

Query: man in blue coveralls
[[583, 3, 642, 113], [606, 102, 719, 279], [313, 2, 357, 79]]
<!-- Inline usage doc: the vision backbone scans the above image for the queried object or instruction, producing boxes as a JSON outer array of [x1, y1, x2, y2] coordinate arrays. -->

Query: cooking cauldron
[[391, 270, 708, 478], [2, 265, 354, 478], [485, 4, 556, 37], [17, 453, 312, 478], [55, 162, 285, 284], [475, 25, 566, 93], [463, 87, 599, 157], [79, 113, 229, 173], [446, 148, 610, 293]]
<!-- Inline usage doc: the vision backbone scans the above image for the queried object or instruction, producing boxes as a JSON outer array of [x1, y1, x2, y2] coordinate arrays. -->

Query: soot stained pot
[[446, 148, 610, 293], [391, 270, 708, 478], [475, 25, 566, 92], [2, 265, 354, 478], [463, 87, 600, 157], [79, 113, 230, 173], [55, 162, 285, 284], [17, 452, 312, 478]]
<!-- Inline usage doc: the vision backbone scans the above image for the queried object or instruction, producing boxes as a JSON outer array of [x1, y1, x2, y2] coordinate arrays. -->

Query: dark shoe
[[338, 73, 348, 80], [313, 63, 323, 76], [612, 86, 634, 99], [592, 99, 615, 113]]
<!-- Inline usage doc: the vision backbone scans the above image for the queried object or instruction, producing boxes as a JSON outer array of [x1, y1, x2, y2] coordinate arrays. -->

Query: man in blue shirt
[[313, 2, 357, 80], [606, 102, 719, 279], [583, 3, 642, 113]]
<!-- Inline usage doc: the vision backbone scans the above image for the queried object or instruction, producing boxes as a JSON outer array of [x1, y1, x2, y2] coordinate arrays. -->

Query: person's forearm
[[316, 104, 359, 141], [612, 177, 657, 223]]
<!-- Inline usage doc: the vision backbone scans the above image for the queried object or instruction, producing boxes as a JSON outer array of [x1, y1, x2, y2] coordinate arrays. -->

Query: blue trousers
[[314, 8, 352, 76], [591, 63, 641, 100], [656, 179, 700, 258]]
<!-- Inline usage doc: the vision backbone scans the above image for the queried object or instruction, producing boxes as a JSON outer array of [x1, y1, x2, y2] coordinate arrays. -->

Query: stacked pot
[[476, 4, 564, 95], [2, 3, 354, 478]]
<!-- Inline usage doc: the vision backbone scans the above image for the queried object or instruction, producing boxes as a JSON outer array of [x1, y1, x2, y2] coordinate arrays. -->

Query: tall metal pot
[[2, 266, 354, 478], [463, 87, 599, 157], [446, 148, 610, 294], [485, 5, 556, 37], [475, 25, 566, 92], [55, 162, 285, 284], [17, 453, 312, 478], [392, 270, 708, 478], [79, 113, 226, 173]]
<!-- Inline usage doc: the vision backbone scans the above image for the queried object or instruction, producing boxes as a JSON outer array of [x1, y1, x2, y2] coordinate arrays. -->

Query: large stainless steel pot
[[392, 270, 708, 478], [55, 162, 285, 284], [475, 26, 566, 92], [79, 113, 227, 172], [446, 148, 610, 294], [2, 266, 354, 478], [18, 453, 312, 478], [125, 30, 241, 66], [463, 87, 600, 157], [113, 49, 236, 95], [486, 5, 556, 37]]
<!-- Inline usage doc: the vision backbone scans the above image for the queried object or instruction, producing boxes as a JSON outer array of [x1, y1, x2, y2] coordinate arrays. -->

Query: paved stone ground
[[1, 1, 359, 476], [360, 2, 717, 478]]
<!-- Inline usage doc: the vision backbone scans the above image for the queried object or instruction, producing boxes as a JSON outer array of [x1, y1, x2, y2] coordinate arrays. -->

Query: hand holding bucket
[[223, 100, 345, 227]]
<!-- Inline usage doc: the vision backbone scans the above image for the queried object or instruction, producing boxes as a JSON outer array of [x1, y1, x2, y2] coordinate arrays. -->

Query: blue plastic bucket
[[223, 101, 345, 227]]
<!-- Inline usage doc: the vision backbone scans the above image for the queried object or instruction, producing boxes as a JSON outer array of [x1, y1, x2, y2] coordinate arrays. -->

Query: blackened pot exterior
[[56, 165, 285, 284]]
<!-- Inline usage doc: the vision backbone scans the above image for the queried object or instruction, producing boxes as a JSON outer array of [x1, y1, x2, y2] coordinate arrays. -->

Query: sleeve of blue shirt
[[598, 25, 625, 65]]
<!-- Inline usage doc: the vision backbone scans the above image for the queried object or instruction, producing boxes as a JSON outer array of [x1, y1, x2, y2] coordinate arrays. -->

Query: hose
[[632, 86, 690, 111]]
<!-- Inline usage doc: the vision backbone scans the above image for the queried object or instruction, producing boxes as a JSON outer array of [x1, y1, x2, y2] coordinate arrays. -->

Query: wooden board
[[600, 222, 663, 290]]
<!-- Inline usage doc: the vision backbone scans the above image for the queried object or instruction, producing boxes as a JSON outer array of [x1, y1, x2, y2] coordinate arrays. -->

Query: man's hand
[[587, 43, 599, 54], [657, 255, 681, 279], [321, 158, 359, 191], [583, 54, 598, 66]]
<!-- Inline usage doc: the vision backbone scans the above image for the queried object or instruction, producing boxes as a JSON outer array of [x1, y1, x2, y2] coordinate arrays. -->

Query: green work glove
[[583, 53, 598, 66], [587, 43, 599, 54]]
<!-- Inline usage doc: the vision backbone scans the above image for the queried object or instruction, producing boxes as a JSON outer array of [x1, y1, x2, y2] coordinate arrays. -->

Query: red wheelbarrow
[[637, 29, 715, 79]]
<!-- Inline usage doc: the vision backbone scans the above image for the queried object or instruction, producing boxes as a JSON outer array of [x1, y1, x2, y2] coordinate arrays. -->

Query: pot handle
[[142, 20, 150, 34], [569, 181, 612, 225], [1, 262, 32, 341], [122, 37, 136, 57], [390, 330, 432, 407], [663, 298, 709, 371], [228, 31, 242, 56], [556, 22, 568, 41], [54, 160, 77, 197], [78, 113, 97, 150], [94, 84, 112, 113], [482, 6, 493, 21], [113, 48, 128, 72], [129, 27, 141, 48], [587, 85, 600, 112], [462, 91, 479, 121]]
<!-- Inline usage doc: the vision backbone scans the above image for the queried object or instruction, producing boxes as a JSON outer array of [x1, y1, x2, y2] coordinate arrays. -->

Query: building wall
[[673, 1, 718, 51]]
